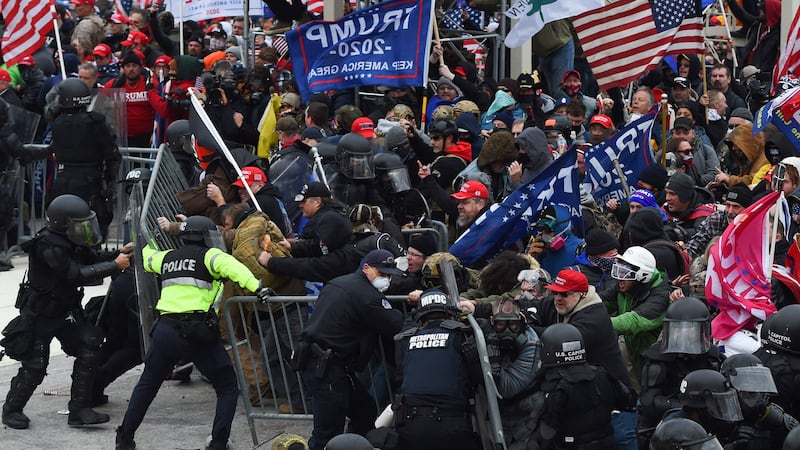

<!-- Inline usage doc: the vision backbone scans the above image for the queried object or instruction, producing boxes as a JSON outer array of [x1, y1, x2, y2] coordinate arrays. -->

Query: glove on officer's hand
[[461, 338, 479, 365], [256, 286, 277, 303], [528, 237, 545, 256]]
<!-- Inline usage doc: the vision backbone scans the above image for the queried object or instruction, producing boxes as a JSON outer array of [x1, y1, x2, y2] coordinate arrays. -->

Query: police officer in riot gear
[[115, 215, 265, 450], [640, 297, 724, 444], [756, 305, 800, 420], [649, 418, 724, 450], [393, 288, 481, 450], [528, 322, 626, 448], [720, 353, 800, 449], [666, 369, 744, 443], [47, 78, 121, 238], [327, 132, 383, 207], [2, 194, 132, 430], [165, 119, 201, 185]]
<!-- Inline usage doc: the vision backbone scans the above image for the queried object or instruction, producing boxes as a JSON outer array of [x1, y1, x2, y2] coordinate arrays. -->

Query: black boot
[[115, 426, 136, 450], [3, 366, 45, 430], [68, 356, 109, 426]]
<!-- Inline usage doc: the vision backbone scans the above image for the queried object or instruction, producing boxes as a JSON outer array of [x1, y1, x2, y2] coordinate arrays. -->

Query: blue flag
[[449, 148, 582, 266], [582, 111, 658, 208], [285, 0, 434, 102]]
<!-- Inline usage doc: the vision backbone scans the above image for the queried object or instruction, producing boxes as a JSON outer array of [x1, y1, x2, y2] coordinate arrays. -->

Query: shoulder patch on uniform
[[394, 326, 419, 341], [381, 298, 392, 310], [440, 319, 468, 330]]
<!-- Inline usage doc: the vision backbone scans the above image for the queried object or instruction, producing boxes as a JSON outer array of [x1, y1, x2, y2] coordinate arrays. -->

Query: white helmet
[[612, 246, 657, 283], [773, 157, 800, 191]]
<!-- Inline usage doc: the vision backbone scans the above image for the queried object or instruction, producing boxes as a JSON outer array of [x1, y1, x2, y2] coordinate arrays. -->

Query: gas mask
[[541, 227, 568, 251], [491, 317, 524, 353]]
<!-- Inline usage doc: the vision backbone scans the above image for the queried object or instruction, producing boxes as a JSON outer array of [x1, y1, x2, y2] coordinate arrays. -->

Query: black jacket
[[291, 204, 353, 258]]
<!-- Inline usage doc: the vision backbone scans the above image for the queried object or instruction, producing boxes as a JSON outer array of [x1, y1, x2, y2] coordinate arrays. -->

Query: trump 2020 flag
[[504, 0, 603, 48], [286, 0, 434, 102], [582, 110, 658, 207], [705, 191, 788, 341], [449, 148, 582, 266]]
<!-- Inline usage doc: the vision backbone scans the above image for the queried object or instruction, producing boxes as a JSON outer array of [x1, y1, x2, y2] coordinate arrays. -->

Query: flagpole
[[660, 93, 668, 167], [702, 51, 709, 123], [767, 192, 787, 282], [718, 0, 738, 73], [432, 16, 443, 67], [51, 2, 67, 79], [179, 0, 184, 56]]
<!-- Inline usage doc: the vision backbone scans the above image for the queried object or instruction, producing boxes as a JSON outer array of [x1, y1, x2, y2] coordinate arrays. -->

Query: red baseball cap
[[545, 269, 589, 293], [109, 12, 128, 24], [93, 43, 112, 58], [122, 31, 148, 47], [72, 0, 95, 5], [561, 69, 581, 84], [154, 55, 172, 66], [0, 69, 11, 83], [351, 117, 375, 139], [590, 114, 612, 129], [450, 181, 489, 200], [18, 56, 35, 66], [232, 167, 267, 187]]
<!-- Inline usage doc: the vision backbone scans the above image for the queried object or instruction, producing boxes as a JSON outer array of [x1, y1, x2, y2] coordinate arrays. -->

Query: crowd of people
[[1, 0, 800, 449]]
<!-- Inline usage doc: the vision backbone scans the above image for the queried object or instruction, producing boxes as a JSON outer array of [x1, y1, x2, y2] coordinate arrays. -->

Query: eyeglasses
[[407, 251, 424, 258]]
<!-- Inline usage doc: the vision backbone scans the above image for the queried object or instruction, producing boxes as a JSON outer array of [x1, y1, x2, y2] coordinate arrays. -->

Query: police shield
[[129, 182, 159, 353], [100, 88, 129, 149], [269, 152, 313, 231], [6, 103, 41, 144]]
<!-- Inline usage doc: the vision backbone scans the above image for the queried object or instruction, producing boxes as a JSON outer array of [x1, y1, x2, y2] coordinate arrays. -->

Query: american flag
[[573, 0, 704, 90], [1, 0, 55, 66], [442, 0, 485, 30], [772, 8, 800, 94]]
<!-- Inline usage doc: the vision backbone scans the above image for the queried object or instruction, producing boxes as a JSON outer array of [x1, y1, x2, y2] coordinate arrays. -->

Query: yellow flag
[[257, 93, 281, 158]]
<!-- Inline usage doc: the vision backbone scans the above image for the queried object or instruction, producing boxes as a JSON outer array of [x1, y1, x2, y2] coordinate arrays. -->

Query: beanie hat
[[497, 78, 520, 100], [408, 233, 438, 257], [729, 107, 754, 122], [384, 126, 409, 151], [665, 172, 697, 202], [437, 77, 463, 97], [224, 46, 242, 60], [624, 207, 669, 245], [492, 109, 515, 129], [584, 229, 619, 255], [726, 183, 754, 208], [630, 189, 668, 220], [638, 165, 668, 190], [121, 51, 142, 66]]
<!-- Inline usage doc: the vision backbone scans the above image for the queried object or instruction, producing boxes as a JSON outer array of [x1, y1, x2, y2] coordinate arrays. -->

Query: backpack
[[643, 239, 691, 279]]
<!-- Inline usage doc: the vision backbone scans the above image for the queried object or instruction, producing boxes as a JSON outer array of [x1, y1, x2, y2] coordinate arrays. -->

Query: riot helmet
[[760, 305, 800, 354], [491, 298, 526, 353], [166, 119, 194, 155], [56, 78, 92, 110], [611, 246, 657, 283], [179, 215, 224, 249], [517, 268, 551, 299], [374, 152, 411, 193], [46, 194, 103, 246], [539, 323, 587, 368], [660, 297, 712, 355], [122, 167, 151, 195], [271, 433, 308, 450], [772, 156, 800, 192], [414, 288, 458, 322], [678, 369, 744, 422], [336, 132, 374, 180], [720, 353, 777, 419], [649, 418, 723, 450], [428, 119, 458, 143]]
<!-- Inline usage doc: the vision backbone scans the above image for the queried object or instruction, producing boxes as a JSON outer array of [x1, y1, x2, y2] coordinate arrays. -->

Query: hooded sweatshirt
[[725, 124, 770, 186]]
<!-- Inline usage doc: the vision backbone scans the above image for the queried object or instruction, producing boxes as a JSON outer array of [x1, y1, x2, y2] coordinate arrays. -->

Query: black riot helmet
[[47, 194, 103, 246], [374, 152, 411, 194], [649, 418, 724, 450], [179, 215, 224, 249], [539, 323, 587, 368], [660, 297, 712, 355], [122, 167, 151, 195], [56, 78, 92, 110], [720, 353, 777, 420], [428, 118, 458, 143], [336, 132, 374, 180], [761, 305, 800, 355], [413, 288, 458, 322], [678, 369, 743, 422], [166, 119, 194, 155]]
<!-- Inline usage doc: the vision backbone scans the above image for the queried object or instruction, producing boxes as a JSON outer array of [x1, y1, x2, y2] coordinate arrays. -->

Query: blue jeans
[[612, 410, 639, 450], [302, 364, 377, 450], [119, 320, 239, 447], [539, 38, 575, 95]]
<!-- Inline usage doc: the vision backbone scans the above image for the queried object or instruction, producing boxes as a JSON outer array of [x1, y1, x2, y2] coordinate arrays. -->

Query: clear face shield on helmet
[[66, 211, 103, 247], [705, 389, 744, 422], [661, 320, 712, 354], [684, 437, 725, 450], [727, 366, 778, 395], [341, 152, 375, 179], [203, 229, 227, 252], [381, 167, 411, 193]]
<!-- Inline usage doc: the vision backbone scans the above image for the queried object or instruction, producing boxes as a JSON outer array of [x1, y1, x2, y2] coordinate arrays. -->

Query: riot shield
[[6, 103, 41, 144], [130, 182, 159, 353], [437, 258, 460, 310], [102, 88, 129, 149], [269, 153, 313, 232], [400, 188, 431, 226]]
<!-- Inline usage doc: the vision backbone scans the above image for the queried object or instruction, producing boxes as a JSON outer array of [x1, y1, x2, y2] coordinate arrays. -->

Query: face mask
[[518, 94, 535, 105], [564, 85, 581, 96], [371, 275, 391, 292], [517, 153, 530, 165], [588, 256, 616, 272], [541, 226, 568, 251]]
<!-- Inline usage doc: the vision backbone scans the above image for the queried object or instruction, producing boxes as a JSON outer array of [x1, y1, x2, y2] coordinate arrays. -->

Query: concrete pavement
[[0, 252, 312, 449]]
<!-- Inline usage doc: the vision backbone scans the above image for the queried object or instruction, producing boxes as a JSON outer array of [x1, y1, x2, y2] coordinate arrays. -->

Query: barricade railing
[[222, 295, 506, 449]]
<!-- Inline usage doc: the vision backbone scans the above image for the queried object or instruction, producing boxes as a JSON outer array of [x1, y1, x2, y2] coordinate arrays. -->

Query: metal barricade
[[222, 295, 506, 449]]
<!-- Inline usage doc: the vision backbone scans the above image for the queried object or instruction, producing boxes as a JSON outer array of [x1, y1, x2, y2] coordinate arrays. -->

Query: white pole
[[717, 0, 738, 72], [51, 2, 67, 79], [179, 0, 184, 56]]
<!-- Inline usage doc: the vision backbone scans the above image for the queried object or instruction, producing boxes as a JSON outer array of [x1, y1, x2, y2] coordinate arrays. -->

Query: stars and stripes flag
[[705, 191, 789, 340], [772, 8, 800, 94], [1, 0, 56, 66], [449, 148, 582, 267], [573, 0, 704, 91], [442, 0, 485, 30]]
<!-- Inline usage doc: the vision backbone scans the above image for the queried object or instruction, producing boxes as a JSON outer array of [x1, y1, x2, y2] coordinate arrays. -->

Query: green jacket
[[602, 270, 671, 376]]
